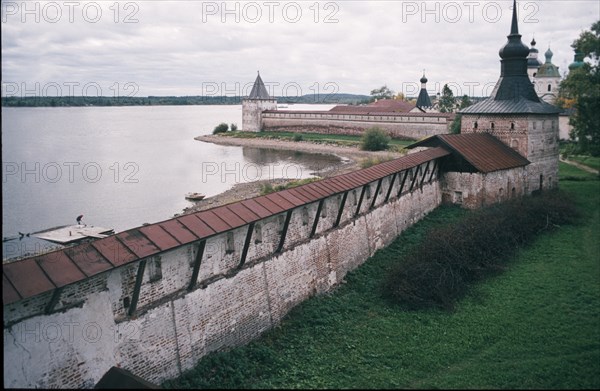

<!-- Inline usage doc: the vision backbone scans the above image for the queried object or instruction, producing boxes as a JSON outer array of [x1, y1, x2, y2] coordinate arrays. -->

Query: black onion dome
[[499, 36, 530, 59], [420, 74, 428, 84]]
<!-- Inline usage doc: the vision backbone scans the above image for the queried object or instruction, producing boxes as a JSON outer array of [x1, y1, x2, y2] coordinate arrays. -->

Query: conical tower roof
[[248, 72, 272, 100], [460, 0, 559, 114]]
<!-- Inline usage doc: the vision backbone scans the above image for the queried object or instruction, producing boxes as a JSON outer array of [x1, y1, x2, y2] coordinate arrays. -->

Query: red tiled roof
[[408, 133, 530, 173], [263, 109, 453, 118], [2, 147, 450, 306]]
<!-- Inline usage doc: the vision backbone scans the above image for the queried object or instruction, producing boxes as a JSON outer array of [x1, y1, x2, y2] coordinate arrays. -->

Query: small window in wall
[[491, 122, 495, 130], [454, 191, 463, 205], [510, 122, 515, 130], [226, 232, 235, 254], [254, 223, 263, 244], [473, 121, 478, 129], [148, 256, 163, 282], [547, 84, 552, 92]]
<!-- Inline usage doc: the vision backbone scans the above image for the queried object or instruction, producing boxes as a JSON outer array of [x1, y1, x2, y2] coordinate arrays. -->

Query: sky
[[1, 0, 598, 99]]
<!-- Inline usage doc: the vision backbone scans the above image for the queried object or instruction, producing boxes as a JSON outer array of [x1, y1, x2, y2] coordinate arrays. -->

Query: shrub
[[292, 134, 304, 142], [230, 123, 238, 132], [382, 190, 580, 310], [213, 123, 229, 134], [361, 127, 391, 151]]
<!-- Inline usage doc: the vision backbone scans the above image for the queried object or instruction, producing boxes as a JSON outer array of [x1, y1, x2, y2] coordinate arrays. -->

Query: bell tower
[[459, 0, 561, 193]]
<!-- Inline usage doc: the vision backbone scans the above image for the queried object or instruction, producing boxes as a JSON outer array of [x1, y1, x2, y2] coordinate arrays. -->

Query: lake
[[2, 104, 339, 259]]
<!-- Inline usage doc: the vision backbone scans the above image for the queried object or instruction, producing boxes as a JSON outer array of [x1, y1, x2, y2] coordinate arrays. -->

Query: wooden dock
[[33, 225, 114, 244]]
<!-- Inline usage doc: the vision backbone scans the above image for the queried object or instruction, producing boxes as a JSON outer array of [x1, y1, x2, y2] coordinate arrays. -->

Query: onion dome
[[569, 51, 585, 71], [420, 74, 428, 84], [527, 37, 542, 68]]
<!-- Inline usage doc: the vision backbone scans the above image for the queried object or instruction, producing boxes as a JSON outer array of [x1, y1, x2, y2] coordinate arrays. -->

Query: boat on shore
[[185, 192, 206, 201]]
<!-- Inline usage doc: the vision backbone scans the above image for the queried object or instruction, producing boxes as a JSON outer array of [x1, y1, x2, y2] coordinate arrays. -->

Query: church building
[[409, 0, 561, 207]]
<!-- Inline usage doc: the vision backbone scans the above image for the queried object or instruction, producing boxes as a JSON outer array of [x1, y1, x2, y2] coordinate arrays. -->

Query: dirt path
[[559, 157, 599, 175]]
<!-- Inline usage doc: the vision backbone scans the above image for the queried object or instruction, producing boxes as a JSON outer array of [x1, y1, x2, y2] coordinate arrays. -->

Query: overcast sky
[[1, 0, 598, 99]]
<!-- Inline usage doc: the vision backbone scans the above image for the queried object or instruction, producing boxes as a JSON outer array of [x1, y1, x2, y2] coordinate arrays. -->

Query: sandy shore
[[178, 134, 403, 215]]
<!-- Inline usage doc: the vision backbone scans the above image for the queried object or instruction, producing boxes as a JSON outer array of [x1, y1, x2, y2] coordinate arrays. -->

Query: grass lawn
[[165, 162, 600, 389], [220, 130, 414, 149]]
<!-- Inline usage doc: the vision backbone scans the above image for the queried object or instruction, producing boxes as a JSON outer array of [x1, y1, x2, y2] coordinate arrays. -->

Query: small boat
[[185, 192, 206, 201]]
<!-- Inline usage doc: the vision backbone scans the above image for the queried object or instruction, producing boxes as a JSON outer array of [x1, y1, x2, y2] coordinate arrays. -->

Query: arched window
[[491, 122, 495, 130], [548, 84, 552, 92], [474, 121, 478, 129], [510, 122, 515, 130]]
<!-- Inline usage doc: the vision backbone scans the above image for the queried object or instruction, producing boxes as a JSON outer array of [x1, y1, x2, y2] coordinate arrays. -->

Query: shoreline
[[179, 134, 403, 215]]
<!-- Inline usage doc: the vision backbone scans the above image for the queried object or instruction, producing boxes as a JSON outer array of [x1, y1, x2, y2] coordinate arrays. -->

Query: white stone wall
[[442, 168, 528, 209], [261, 112, 451, 139], [242, 99, 277, 131], [4, 162, 442, 389], [461, 113, 559, 194]]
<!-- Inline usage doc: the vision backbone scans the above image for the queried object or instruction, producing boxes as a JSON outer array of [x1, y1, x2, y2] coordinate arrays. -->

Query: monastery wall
[[4, 159, 443, 389], [261, 111, 452, 140]]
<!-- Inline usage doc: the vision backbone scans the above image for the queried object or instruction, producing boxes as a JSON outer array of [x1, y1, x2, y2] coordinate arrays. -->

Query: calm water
[[2, 104, 338, 258]]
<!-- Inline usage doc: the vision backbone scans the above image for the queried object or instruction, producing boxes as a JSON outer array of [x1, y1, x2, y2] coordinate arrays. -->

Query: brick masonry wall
[[261, 113, 451, 140], [442, 168, 528, 209], [4, 162, 442, 389], [461, 113, 559, 193]]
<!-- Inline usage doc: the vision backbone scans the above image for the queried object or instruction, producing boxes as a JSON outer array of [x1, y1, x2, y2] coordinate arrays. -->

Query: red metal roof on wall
[[2, 147, 450, 306], [408, 133, 530, 173]]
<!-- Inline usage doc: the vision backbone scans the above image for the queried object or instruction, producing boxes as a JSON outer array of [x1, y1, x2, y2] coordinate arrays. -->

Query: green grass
[[221, 131, 413, 149], [165, 162, 600, 389]]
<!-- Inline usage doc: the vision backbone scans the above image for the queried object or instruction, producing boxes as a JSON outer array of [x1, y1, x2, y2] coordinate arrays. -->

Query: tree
[[459, 95, 472, 109], [450, 115, 462, 134], [370, 85, 394, 101], [558, 20, 600, 156], [438, 84, 456, 113], [395, 92, 406, 101]]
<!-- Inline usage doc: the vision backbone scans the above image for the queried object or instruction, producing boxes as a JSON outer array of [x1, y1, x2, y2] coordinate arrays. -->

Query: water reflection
[[242, 147, 341, 177]]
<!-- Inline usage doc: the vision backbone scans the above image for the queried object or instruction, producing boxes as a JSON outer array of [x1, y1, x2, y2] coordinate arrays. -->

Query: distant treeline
[[1, 94, 371, 107]]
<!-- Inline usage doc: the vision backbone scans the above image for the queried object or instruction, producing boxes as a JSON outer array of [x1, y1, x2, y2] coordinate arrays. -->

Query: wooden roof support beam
[[128, 259, 147, 317], [188, 240, 206, 291], [384, 172, 398, 203], [420, 161, 431, 188], [334, 191, 349, 228], [276, 212, 292, 253], [369, 178, 384, 210], [354, 185, 368, 217], [428, 160, 438, 183], [310, 199, 325, 238], [45, 287, 63, 314], [397, 170, 410, 198], [409, 165, 421, 192]]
